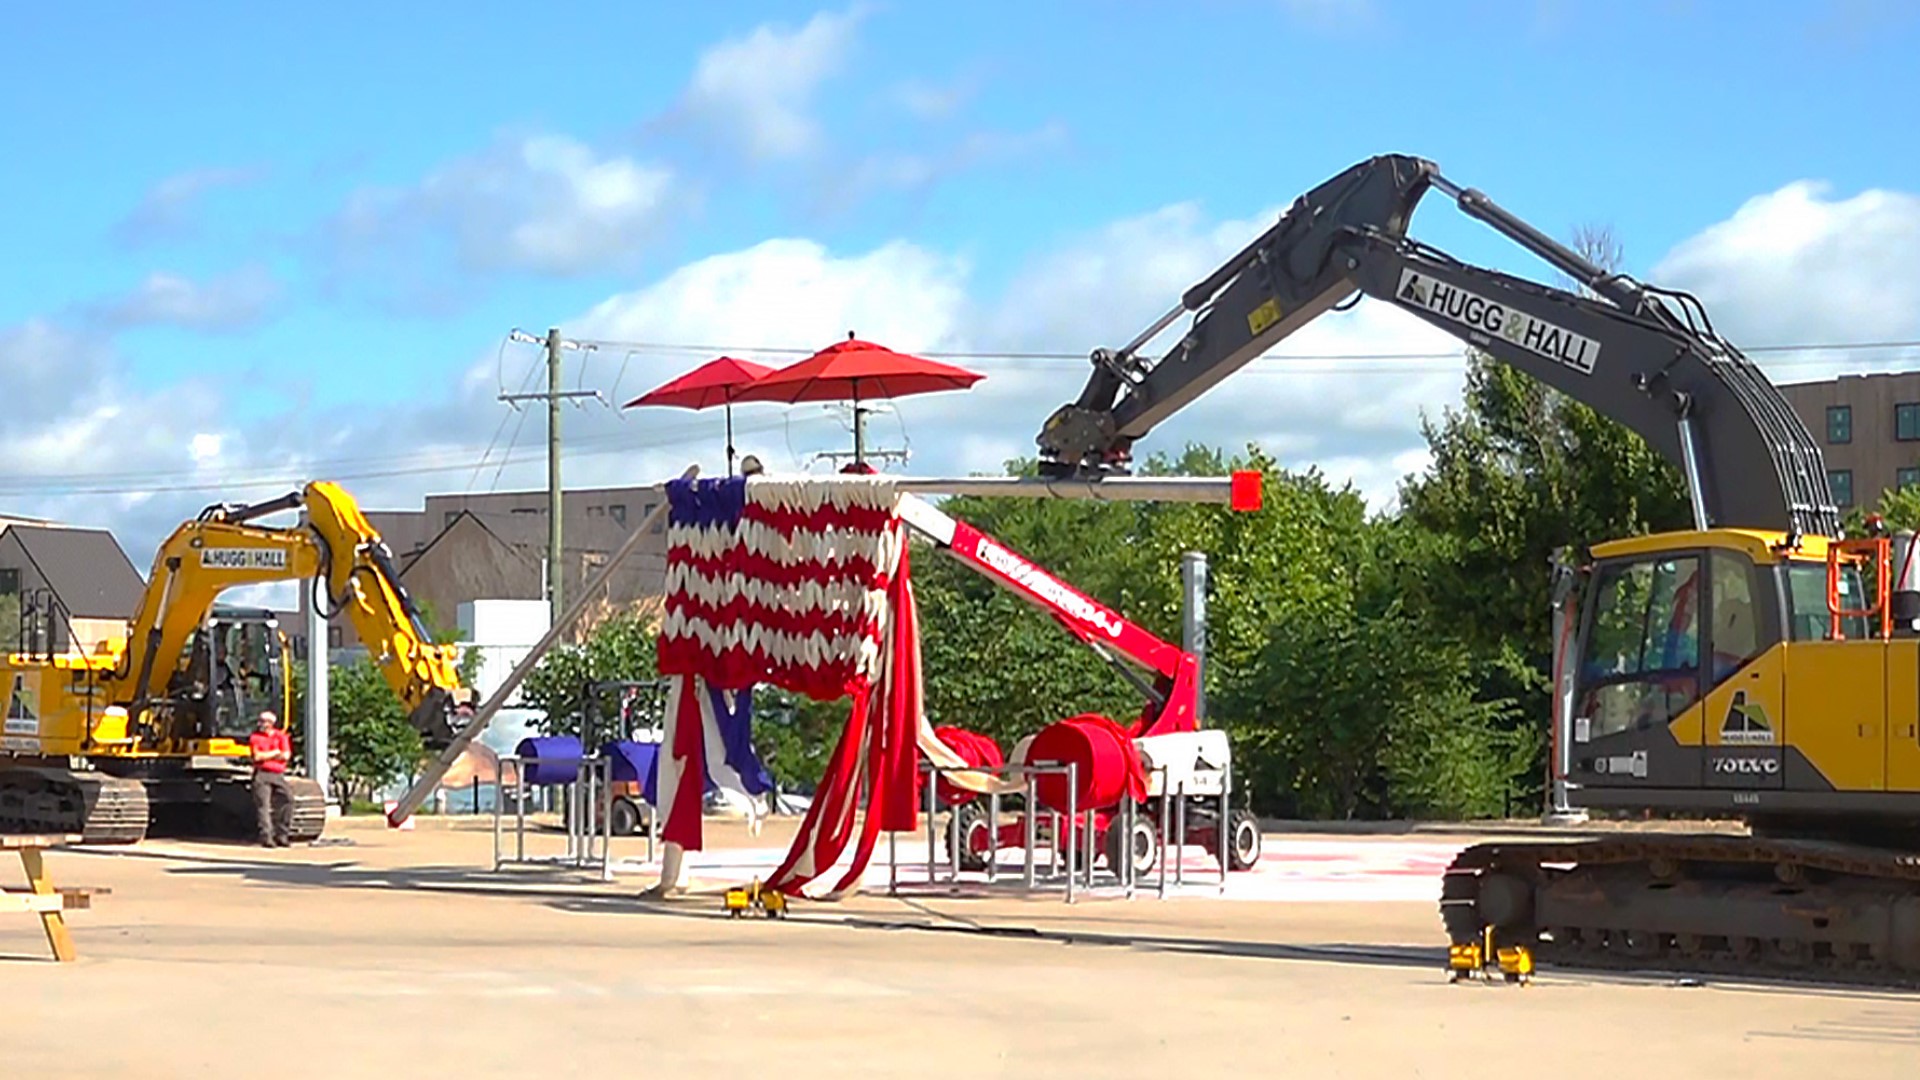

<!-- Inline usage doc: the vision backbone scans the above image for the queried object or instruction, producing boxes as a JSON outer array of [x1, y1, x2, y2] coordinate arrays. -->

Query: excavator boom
[[1036, 153, 1838, 538], [119, 480, 470, 746]]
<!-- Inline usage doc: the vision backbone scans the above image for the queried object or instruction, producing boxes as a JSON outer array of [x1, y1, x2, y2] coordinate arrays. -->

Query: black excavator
[[1035, 152, 1920, 987]]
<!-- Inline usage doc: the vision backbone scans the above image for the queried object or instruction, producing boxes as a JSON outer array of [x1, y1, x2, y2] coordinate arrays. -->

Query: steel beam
[[892, 476, 1238, 503]]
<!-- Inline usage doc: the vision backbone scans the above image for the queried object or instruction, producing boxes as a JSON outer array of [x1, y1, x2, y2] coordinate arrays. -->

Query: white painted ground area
[[609, 834, 1469, 902]]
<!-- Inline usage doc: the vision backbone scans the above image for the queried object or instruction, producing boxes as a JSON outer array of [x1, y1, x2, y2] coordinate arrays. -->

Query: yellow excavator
[[1035, 153, 1920, 986], [0, 481, 475, 843]]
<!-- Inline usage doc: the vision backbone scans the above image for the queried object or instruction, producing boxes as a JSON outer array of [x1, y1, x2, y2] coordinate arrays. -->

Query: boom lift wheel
[[952, 803, 993, 873], [1227, 808, 1262, 871], [1104, 813, 1160, 877]]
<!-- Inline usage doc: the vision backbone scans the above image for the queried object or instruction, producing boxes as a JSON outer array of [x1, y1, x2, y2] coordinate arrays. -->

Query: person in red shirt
[[248, 710, 294, 847]]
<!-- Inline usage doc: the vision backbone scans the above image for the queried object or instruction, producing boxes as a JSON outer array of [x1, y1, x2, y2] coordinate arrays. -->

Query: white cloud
[[576, 236, 970, 352], [837, 122, 1070, 207], [1651, 181, 1920, 370], [112, 165, 267, 247], [0, 320, 245, 552], [85, 265, 281, 333], [328, 133, 678, 284], [892, 76, 979, 121], [675, 7, 866, 161]]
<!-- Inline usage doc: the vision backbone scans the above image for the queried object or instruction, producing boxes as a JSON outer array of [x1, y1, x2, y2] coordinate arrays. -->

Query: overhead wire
[[572, 334, 1920, 363], [0, 412, 835, 498], [17, 331, 1919, 501], [469, 336, 544, 491]]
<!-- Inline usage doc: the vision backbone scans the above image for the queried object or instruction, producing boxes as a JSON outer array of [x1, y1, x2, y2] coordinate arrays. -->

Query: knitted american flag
[[654, 475, 919, 896], [657, 475, 901, 699]]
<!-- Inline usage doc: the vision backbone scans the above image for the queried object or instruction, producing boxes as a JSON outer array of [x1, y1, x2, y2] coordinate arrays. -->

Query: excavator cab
[[207, 607, 289, 741], [169, 606, 289, 743], [1564, 530, 1879, 804]]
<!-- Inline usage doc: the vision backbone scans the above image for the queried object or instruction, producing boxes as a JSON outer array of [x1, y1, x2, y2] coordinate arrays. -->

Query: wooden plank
[[0, 892, 68, 914], [17, 847, 76, 962], [0, 834, 80, 849], [0, 887, 100, 913]]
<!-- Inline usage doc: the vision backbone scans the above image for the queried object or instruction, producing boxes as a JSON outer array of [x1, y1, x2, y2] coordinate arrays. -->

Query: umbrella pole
[[852, 383, 866, 466], [725, 401, 736, 476]]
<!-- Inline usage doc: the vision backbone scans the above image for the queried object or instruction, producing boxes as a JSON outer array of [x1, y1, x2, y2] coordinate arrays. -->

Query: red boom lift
[[895, 494, 1264, 878]]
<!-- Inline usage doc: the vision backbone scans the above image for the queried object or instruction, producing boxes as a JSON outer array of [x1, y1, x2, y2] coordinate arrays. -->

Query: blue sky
[[3, 0, 1919, 558]]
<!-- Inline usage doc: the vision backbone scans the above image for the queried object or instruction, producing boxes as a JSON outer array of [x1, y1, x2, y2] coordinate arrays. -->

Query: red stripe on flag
[[661, 675, 708, 850]]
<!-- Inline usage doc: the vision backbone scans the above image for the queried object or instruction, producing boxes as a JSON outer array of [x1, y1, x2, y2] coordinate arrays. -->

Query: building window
[[444, 511, 460, 530], [1898, 403, 1920, 441], [1829, 469, 1854, 508], [587, 505, 604, 518], [327, 626, 343, 648], [1900, 467, 1920, 491], [1827, 404, 1852, 444], [609, 504, 627, 526]]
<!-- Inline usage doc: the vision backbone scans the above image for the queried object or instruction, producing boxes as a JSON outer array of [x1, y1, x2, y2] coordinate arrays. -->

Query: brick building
[[291, 483, 672, 660], [1778, 370, 1920, 511]]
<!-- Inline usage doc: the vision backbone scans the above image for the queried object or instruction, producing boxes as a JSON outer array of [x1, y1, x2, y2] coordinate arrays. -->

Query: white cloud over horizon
[[83, 264, 282, 333], [1653, 180, 1920, 387]]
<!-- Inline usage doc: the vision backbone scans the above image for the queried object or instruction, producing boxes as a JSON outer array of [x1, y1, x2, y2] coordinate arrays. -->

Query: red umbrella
[[623, 355, 774, 474], [731, 334, 984, 465]]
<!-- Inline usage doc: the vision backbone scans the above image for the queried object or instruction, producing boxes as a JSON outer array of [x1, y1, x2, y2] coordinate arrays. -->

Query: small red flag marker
[[1230, 470, 1263, 512]]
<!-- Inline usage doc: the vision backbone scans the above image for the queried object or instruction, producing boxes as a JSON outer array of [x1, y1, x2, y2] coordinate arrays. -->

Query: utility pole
[[303, 521, 332, 814], [814, 400, 909, 471], [545, 328, 564, 623], [1181, 551, 1208, 728], [503, 327, 600, 628]]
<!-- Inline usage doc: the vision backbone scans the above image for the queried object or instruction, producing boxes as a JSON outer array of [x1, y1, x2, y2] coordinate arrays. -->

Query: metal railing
[[491, 753, 616, 881], [893, 757, 1235, 903]]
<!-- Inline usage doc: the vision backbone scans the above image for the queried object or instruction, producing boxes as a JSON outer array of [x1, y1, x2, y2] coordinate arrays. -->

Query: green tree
[[520, 612, 659, 739], [1392, 225, 1691, 786], [750, 688, 854, 792], [285, 597, 478, 809], [325, 658, 425, 808], [912, 443, 1367, 784], [1844, 484, 1920, 535], [1220, 597, 1525, 819]]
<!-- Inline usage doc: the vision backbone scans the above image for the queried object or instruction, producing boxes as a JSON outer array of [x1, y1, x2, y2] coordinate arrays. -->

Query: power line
[[17, 331, 1919, 501], [572, 334, 1920, 364], [0, 413, 829, 498]]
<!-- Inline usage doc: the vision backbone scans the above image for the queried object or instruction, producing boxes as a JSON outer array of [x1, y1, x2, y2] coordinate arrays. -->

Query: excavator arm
[[1036, 153, 1839, 538], [118, 481, 472, 746]]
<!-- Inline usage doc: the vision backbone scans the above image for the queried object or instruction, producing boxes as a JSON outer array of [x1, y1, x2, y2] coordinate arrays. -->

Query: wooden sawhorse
[[2, 834, 98, 962]]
